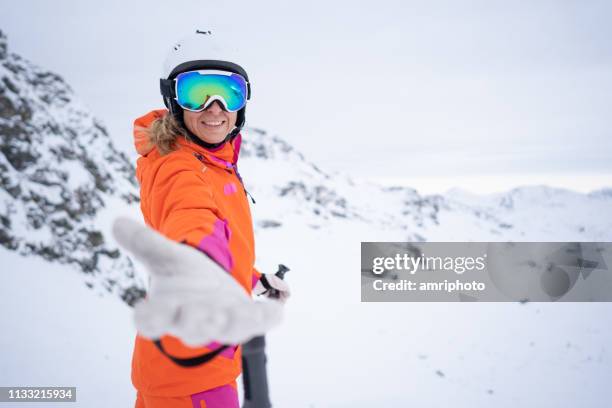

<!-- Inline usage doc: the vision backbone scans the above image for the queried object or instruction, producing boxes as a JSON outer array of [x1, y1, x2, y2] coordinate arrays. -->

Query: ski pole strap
[[259, 274, 274, 291], [153, 339, 229, 367], [259, 264, 291, 298]]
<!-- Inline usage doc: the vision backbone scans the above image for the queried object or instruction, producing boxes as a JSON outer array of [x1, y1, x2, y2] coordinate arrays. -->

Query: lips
[[201, 120, 225, 128]]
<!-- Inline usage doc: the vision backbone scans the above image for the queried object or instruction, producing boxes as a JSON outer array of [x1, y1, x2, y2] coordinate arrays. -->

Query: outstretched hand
[[112, 217, 283, 347]]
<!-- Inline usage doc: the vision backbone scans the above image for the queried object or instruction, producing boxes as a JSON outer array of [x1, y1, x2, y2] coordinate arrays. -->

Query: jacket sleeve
[[149, 157, 234, 272]]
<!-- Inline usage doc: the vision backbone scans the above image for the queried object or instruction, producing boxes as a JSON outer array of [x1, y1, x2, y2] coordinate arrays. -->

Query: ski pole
[[242, 264, 290, 408]]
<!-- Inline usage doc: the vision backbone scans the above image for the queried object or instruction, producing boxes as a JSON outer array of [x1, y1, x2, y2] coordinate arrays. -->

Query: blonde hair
[[146, 113, 186, 156]]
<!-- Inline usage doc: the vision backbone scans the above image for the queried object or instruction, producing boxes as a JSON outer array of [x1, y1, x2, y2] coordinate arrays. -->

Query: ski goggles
[[173, 69, 249, 112]]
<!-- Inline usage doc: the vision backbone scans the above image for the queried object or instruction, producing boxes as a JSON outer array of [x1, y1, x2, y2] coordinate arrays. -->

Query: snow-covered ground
[[0, 245, 136, 407], [256, 214, 612, 408], [2, 221, 612, 407]]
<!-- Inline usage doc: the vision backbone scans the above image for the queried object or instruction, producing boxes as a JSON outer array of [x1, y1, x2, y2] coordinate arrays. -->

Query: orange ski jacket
[[131, 109, 261, 396]]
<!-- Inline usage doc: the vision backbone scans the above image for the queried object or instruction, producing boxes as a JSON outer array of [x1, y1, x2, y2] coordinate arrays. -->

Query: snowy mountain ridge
[[239, 131, 612, 242], [1, 29, 611, 308]]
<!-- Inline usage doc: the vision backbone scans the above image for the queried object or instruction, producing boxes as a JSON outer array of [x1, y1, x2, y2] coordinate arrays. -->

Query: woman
[[131, 29, 289, 408]]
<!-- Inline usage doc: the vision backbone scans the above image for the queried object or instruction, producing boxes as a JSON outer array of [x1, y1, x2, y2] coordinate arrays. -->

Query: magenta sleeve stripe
[[197, 219, 234, 272]]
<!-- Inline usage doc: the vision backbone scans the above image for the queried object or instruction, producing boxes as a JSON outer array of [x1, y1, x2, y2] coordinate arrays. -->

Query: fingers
[[261, 275, 291, 303], [171, 300, 229, 347], [134, 294, 284, 346], [220, 300, 283, 344], [133, 296, 180, 339], [112, 217, 181, 276], [267, 275, 291, 294], [115, 217, 286, 344]]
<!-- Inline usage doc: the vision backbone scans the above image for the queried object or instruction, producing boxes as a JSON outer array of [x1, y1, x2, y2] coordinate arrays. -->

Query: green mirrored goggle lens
[[175, 71, 248, 112]]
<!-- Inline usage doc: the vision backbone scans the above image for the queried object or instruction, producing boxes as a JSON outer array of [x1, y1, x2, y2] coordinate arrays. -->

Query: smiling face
[[182, 100, 238, 144]]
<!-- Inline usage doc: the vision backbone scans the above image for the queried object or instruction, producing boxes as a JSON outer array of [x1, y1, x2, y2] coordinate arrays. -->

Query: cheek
[[185, 117, 195, 132], [192, 116, 201, 129], [183, 112, 195, 128]]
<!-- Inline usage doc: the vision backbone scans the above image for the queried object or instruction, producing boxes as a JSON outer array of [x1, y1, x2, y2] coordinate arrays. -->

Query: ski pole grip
[[266, 264, 290, 299], [275, 263, 290, 279]]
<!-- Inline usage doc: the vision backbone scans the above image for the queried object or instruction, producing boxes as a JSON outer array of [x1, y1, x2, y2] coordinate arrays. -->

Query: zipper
[[231, 163, 256, 204], [193, 152, 256, 204]]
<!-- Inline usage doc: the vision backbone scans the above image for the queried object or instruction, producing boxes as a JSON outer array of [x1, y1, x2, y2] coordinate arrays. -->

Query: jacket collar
[[176, 132, 241, 170], [133, 109, 241, 170]]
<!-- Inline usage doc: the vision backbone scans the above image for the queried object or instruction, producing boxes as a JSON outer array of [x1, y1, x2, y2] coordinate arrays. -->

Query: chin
[[196, 129, 227, 144], [198, 136, 225, 144]]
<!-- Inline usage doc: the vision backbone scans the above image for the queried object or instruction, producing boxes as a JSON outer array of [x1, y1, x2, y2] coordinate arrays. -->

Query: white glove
[[112, 217, 283, 347], [254, 274, 291, 304]]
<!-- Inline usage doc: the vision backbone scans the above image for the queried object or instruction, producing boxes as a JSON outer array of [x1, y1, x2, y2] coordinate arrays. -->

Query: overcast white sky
[[2, 0, 611, 193]]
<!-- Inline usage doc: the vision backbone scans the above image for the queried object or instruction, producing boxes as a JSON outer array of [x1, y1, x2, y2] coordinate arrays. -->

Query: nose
[[204, 99, 225, 114]]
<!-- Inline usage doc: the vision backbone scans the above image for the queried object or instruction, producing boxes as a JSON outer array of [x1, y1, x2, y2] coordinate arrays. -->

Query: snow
[[2, 221, 612, 407], [0, 246, 136, 407], [1, 41, 611, 407], [256, 216, 612, 407], [2, 122, 612, 406], [0, 39, 143, 300]]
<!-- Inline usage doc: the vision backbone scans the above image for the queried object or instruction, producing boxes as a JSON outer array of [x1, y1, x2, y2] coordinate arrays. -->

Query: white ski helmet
[[159, 29, 251, 147]]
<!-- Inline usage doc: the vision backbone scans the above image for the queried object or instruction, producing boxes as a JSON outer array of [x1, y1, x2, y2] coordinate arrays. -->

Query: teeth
[[203, 121, 223, 126]]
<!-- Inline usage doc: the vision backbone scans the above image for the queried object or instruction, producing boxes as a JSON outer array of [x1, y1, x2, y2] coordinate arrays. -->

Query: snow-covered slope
[[1, 29, 611, 407], [442, 186, 612, 240], [0, 29, 144, 305], [0, 245, 136, 407]]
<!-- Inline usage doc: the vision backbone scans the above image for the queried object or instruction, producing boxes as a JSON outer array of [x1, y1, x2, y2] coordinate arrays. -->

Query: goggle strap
[[169, 60, 249, 83], [160, 78, 175, 98]]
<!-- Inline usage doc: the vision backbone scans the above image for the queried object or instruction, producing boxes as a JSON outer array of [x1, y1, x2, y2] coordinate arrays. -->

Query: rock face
[[0, 30, 144, 305]]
